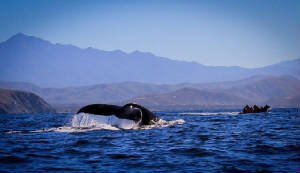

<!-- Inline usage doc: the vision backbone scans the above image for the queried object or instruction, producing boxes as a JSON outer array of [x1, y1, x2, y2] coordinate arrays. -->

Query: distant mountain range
[[0, 33, 299, 87], [0, 75, 299, 111]]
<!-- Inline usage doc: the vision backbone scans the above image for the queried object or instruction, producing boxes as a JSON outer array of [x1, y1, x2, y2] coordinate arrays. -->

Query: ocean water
[[0, 108, 299, 173]]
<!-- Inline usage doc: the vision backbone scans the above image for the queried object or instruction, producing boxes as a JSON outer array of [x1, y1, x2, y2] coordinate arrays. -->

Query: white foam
[[4, 113, 185, 133], [69, 113, 185, 131], [140, 118, 185, 129]]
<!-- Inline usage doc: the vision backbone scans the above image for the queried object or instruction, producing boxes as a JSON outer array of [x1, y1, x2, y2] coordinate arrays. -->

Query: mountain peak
[[13, 32, 26, 37], [130, 50, 154, 57], [3, 32, 52, 47], [131, 50, 142, 54], [8, 32, 27, 40], [111, 49, 126, 55]]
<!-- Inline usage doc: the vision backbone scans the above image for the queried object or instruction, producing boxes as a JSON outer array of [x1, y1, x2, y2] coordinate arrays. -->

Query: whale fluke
[[77, 103, 159, 125]]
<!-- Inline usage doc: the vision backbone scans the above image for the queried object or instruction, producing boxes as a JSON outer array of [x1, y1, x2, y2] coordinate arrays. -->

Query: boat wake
[[176, 112, 240, 116]]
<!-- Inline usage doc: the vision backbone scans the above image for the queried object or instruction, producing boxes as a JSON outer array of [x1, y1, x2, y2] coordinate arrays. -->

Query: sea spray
[[71, 113, 139, 130]]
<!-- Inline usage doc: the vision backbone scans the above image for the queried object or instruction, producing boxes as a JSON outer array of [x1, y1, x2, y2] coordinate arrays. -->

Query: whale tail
[[77, 103, 159, 125]]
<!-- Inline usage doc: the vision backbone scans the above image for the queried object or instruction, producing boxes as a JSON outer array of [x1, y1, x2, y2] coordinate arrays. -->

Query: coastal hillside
[[0, 88, 55, 114], [265, 95, 300, 108], [226, 75, 300, 103], [0, 33, 299, 87]]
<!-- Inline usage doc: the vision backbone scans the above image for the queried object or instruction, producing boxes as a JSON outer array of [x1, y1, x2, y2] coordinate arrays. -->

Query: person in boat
[[253, 105, 261, 113], [242, 105, 252, 113], [262, 104, 271, 112]]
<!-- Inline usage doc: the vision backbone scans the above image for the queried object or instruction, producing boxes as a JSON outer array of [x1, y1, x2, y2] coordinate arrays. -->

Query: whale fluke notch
[[77, 103, 159, 125]]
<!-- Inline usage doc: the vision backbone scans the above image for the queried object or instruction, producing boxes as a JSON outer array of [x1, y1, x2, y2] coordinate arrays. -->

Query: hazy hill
[[0, 88, 55, 114], [0, 75, 299, 111], [265, 95, 300, 108], [0, 33, 299, 87], [0, 75, 291, 106], [0, 81, 177, 105], [227, 76, 300, 103], [124, 88, 251, 106], [123, 75, 300, 109]]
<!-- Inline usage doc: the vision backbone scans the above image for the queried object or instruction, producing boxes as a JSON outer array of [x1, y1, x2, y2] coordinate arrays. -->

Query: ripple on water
[[251, 144, 298, 155], [26, 153, 60, 159], [74, 139, 90, 146], [168, 147, 216, 157], [107, 153, 141, 159], [42, 167, 81, 171], [64, 148, 84, 155], [0, 156, 29, 164], [197, 134, 210, 141]]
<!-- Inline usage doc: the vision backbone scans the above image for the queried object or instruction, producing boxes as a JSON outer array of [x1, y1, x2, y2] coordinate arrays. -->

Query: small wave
[[169, 147, 215, 157], [26, 153, 59, 159], [74, 139, 90, 145], [107, 153, 141, 159], [42, 167, 80, 171], [0, 155, 28, 164], [5, 130, 32, 134], [178, 112, 239, 116]]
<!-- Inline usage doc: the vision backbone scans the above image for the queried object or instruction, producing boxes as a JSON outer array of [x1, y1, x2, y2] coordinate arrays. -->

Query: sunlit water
[[0, 108, 299, 173]]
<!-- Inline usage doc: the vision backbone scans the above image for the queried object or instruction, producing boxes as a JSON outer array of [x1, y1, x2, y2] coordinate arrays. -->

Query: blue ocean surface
[[0, 108, 299, 173]]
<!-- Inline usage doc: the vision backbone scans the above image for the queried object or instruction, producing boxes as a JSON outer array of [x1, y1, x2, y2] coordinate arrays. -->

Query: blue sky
[[0, 0, 299, 68]]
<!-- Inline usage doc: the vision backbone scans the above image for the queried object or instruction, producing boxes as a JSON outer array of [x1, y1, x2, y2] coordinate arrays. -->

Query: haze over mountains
[[0, 75, 299, 111], [0, 33, 299, 87], [126, 76, 300, 109]]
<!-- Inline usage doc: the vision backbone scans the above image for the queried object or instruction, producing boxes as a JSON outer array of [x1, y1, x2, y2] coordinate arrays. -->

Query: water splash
[[141, 119, 185, 129], [5, 113, 185, 133], [69, 113, 185, 131], [71, 113, 139, 130]]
